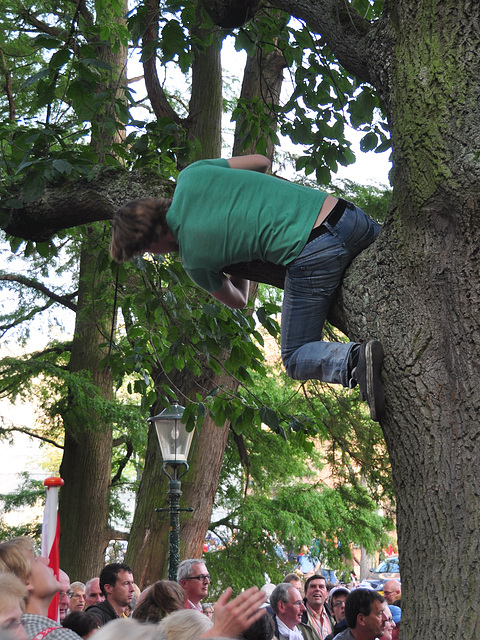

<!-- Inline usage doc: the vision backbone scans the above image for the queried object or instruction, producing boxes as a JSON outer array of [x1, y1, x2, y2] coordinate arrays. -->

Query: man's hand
[[200, 586, 267, 638]]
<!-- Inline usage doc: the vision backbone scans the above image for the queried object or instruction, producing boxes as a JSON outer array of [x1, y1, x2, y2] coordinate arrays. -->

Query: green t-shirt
[[166, 158, 327, 292]]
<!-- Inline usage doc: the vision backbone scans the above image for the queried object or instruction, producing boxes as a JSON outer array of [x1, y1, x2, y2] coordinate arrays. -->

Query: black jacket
[[86, 600, 119, 627], [325, 618, 348, 640]]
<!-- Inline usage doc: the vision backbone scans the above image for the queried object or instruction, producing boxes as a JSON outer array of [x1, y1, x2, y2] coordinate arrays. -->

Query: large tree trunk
[[262, 1, 480, 638], [377, 6, 480, 637], [59, 234, 114, 580]]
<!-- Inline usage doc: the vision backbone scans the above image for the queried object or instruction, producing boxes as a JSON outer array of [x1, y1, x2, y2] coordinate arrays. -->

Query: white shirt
[[276, 616, 304, 640]]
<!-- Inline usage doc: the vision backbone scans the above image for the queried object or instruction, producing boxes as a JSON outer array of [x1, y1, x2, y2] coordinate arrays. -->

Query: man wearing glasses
[[270, 583, 306, 640], [325, 586, 350, 640], [177, 559, 210, 612]]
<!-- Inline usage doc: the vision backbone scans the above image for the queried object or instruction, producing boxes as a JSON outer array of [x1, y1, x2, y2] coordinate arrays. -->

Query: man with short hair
[[177, 559, 210, 612], [378, 602, 395, 640], [283, 574, 303, 596], [58, 571, 70, 622], [299, 575, 334, 640], [382, 580, 401, 606], [335, 588, 387, 640], [84, 578, 104, 608], [0, 537, 80, 640], [270, 583, 306, 640], [325, 586, 350, 640], [86, 563, 134, 626]]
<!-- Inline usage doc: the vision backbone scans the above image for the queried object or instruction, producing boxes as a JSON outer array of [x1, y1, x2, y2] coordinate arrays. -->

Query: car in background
[[359, 555, 400, 593]]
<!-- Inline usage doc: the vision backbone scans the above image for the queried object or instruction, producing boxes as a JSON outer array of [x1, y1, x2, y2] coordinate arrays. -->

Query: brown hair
[[132, 580, 184, 622], [110, 197, 172, 263]]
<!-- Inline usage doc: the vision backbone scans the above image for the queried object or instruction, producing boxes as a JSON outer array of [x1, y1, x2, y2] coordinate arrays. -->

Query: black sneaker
[[353, 341, 385, 422]]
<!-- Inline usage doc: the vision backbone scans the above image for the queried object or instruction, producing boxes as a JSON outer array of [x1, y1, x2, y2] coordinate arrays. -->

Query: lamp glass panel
[[155, 418, 194, 462]]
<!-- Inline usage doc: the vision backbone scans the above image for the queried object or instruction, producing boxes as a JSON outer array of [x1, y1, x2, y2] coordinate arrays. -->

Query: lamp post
[[149, 403, 195, 581]]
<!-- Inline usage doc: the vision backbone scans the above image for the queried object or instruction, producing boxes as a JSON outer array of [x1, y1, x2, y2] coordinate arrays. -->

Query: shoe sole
[[365, 341, 385, 422]]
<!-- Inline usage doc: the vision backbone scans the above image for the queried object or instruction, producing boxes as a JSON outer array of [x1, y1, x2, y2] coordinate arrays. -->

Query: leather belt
[[306, 198, 351, 244]]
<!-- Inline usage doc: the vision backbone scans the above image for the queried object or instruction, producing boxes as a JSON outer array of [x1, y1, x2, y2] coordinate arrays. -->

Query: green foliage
[[0, 473, 44, 543], [205, 386, 393, 596]]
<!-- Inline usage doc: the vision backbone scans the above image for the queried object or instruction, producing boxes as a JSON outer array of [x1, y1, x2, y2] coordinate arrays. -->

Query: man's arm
[[209, 155, 270, 308], [211, 275, 249, 309], [227, 154, 271, 173]]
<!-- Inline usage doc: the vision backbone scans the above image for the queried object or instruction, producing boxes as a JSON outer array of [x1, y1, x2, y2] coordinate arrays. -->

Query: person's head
[[85, 578, 104, 607], [69, 582, 86, 612], [158, 608, 213, 640], [177, 559, 210, 606], [202, 603, 214, 619], [0, 572, 28, 640], [61, 610, 99, 639], [304, 575, 328, 612], [345, 589, 385, 639], [110, 198, 173, 263], [93, 618, 160, 640], [0, 538, 60, 613], [329, 586, 350, 624], [379, 602, 395, 640], [260, 584, 276, 603], [387, 605, 401, 640], [282, 574, 303, 595], [58, 570, 71, 621], [132, 580, 184, 622], [382, 580, 401, 605], [240, 611, 275, 640], [99, 563, 134, 612], [270, 584, 305, 630]]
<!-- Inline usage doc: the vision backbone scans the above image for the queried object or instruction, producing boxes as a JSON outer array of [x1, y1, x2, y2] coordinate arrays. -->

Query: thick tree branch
[[18, 4, 63, 37], [141, 0, 184, 124], [272, 0, 375, 84], [0, 274, 78, 311], [3, 168, 174, 241], [105, 527, 130, 541], [111, 438, 134, 486]]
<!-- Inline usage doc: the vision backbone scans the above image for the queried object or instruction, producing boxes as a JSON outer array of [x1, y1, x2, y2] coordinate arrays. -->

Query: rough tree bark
[[264, 1, 480, 638], [58, 237, 115, 580]]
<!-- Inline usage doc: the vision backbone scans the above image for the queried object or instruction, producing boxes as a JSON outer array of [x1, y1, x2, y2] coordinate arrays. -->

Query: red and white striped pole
[[41, 477, 64, 622]]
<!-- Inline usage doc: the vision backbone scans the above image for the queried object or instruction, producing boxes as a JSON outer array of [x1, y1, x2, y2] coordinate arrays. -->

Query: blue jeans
[[281, 202, 380, 387], [322, 568, 337, 584]]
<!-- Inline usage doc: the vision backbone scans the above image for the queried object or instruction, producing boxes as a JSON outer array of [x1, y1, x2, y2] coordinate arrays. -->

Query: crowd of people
[[0, 538, 402, 640]]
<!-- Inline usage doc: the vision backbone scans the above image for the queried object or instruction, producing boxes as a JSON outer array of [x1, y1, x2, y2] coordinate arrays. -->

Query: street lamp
[[149, 403, 195, 581]]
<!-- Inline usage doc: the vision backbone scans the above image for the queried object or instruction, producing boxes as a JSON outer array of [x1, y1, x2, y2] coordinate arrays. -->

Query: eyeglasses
[[185, 574, 211, 582], [332, 601, 345, 608], [289, 600, 304, 607]]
